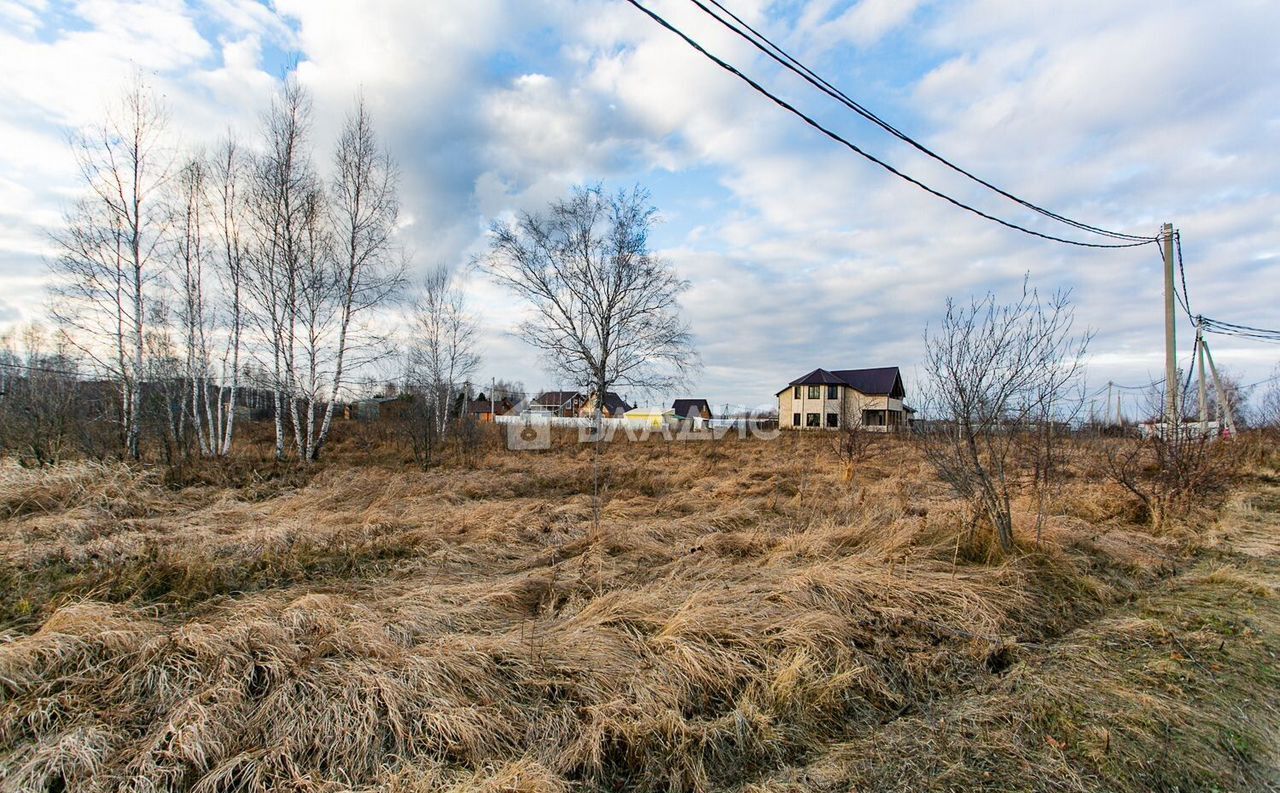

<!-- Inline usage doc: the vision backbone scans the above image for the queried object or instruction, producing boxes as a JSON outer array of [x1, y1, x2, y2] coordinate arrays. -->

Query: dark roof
[[531, 390, 631, 413], [671, 398, 712, 418], [598, 392, 632, 413], [779, 367, 905, 398], [787, 368, 846, 386], [532, 390, 583, 408]]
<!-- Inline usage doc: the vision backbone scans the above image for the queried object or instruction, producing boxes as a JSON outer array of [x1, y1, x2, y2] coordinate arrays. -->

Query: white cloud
[[0, 0, 1277, 410]]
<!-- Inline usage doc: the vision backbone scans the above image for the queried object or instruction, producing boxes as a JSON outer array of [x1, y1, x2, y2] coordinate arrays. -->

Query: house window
[[806, 412, 820, 427], [826, 413, 838, 428], [862, 410, 885, 426], [807, 385, 820, 399], [792, 412, 801, 427], [827, 384, 839, 399], [793, 386, 802, 398]]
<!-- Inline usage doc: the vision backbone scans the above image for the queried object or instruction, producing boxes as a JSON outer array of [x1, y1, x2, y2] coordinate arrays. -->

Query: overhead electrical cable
[[0, 359, 85, 378], [1199, 317, 1280, 345], [623, 0, 1155, 249], [690, 0, 1155, 243]]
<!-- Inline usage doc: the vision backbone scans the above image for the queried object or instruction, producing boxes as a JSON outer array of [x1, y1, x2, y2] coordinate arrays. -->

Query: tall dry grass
[[0, 430, 1240, 792]]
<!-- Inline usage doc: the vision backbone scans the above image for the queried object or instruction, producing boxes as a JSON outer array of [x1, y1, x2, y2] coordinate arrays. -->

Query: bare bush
[[918, 279, 1089, 552], [1104, 390, 1240, 530], [1256, 365, 1280, 430], [0, 325, 101, 465], [833, 413, 878, 486]]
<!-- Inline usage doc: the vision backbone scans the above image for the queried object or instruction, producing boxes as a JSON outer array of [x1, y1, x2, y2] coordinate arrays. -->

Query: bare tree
[[243, 79, 321, 461], [171, 155, 218, 456], [1201, 366, 1253, 430], [406, 265, 480, 439], [312, 96, 405, 460], [288, 188, 337, 462], [490, 379, 525, 403], [210, 136, 248, 456], [918, 279, 1090, 552], [487, 184, 696, 421], [49, 75, 171, 459], [487, 184, 698, 531]]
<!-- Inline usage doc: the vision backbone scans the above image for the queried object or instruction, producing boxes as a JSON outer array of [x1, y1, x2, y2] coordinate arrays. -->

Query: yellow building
[[776, 367, 913, 431]]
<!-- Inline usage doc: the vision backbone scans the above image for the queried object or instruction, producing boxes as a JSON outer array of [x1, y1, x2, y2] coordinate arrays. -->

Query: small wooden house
[[467, 392, 515, 422], [671, 399, 713, 421]]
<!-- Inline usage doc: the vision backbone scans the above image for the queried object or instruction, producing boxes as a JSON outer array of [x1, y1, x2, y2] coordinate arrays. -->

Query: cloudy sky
[[1, 0, 1278, 412]]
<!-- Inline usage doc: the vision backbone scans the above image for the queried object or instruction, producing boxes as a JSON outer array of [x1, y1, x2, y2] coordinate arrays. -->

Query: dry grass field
[[1, 426, 1277, 792]]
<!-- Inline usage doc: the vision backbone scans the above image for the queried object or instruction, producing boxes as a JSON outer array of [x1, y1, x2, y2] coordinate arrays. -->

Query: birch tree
[[407, 265, 480, 437], [171, 155, 217, 456], [288, 188, 336, 462], [244, 79, 317, 461], [312, 97, 404, 460], [210, 136, 247, 455], [49, 76, 170, 459]]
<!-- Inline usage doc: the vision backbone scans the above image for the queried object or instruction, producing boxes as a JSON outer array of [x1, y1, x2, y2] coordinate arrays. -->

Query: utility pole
[[1196, 320, 1208, 432], [1202, 339, 1238, 438], [1106, 381, 1113, 425], [1162, 222, 1178, 427]]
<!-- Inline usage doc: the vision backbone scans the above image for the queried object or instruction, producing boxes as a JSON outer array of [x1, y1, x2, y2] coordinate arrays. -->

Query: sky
[[1, 0, 1278, 415]]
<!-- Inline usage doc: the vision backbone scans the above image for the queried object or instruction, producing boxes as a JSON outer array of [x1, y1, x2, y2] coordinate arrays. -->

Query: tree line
[[5, 75, 701, 468], [25, 76, 406, 463]]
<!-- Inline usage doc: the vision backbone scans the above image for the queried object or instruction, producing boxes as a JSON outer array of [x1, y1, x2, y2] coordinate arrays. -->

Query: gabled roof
[[786, 368, 846, 386], [671, 398, 712, 418], [778, 366, 906, 398], [532, 390, 632, 413], [532, 390, 583, 408], [595, 392, 633, 413]]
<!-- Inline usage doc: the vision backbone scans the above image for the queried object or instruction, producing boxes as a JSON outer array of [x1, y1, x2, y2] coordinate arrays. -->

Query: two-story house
[[776, 366, 912, 431]]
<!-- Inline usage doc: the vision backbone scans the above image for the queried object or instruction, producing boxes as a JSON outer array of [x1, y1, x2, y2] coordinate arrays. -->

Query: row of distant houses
[[350, 365, 913, 432], [352, 389, 714, 424], [507, 366, 912, 432]]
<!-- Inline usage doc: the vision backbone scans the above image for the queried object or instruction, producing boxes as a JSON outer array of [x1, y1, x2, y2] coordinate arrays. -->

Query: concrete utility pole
[[1196, 320, 1209, 430], [1106, 381, 1113, 425], [1202, 339, 1238, 438], [1162, 222, 1178, 426]]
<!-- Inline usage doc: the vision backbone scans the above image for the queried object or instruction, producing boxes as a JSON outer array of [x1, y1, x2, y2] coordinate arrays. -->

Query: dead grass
[[738, 554, 1280, 793], [0, 428, 1272, 792]]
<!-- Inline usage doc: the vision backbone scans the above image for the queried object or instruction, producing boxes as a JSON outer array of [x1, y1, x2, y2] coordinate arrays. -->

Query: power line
[[1242, 372, 1280, 390], [1200, 317, 1280, 340], [0, 359, 86, 378], [689, 0, 1155, 243], [1162, 230, 1196, 322], [623, 0, 1155, 248]]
